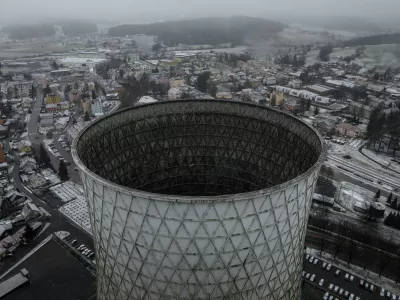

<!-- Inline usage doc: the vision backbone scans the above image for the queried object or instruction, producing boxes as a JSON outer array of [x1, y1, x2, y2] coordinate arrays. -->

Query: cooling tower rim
[[72, 99, 325, 203]]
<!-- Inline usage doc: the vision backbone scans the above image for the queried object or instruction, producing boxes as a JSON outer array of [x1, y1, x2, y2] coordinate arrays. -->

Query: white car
[[305, 273, 310, 279], [344, 273, 349, 280], [328, 284, 334, 291], [326, 264, 332, 271], [339, 288, 344, 295], [380, 288, 385, 296], [313, 259, 319, 265], [328, 296, 334, 300], [392, 295, 397, 300], [305, 254, 310, 260], [335, 269, 340, 276], [322, 262, 327, 269], [310, 274, 315, 282], [349, 294, 354, 300], [323, 292, 329, 300], [370, 284, 375, 292], [333, 286, 339, 293], [364, 282, 369, 290], [302, 271, 306, 277], [309, 257, 314, 263], [319, 279, 324, 286], [344, 291, 349, 298], [349, 275, 354, 281]]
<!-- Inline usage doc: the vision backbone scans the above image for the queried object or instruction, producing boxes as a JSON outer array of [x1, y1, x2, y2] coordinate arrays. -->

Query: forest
[[344, 33, 400, 46], [62, 22, 98, 36], [2, 24, 55, 39], [108, 16, 284, 46]]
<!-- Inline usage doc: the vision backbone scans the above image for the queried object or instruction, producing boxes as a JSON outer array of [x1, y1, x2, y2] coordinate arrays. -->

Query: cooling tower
[[72, 100, 324, 300]]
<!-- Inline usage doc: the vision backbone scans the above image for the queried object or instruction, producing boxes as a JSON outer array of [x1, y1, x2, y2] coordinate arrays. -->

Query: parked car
[[344, 291, 349, 298], [305, 273, 310, 279], [349, 294, 354, 300], [349, 275, 354, 281], [364, 282, 369, 290], [326, 264, 332, 271], [345, 273, 349, 280], [380, 288, 385, 297], [302, 271, 306, 277], [319, 279, 324, 286], [323, 292, 329, 300], [333, 286, 339, 293], [359, 279, 364, 287], [370, 284, 375, 292], [310, 274, 315, 282], [313, 259, 318, 265], [322, 262, 327, 269], [328, 284, 334, 291], [309, 257, 314, 263], [306, 254, 310, 260], [335, 269, 340, 276]]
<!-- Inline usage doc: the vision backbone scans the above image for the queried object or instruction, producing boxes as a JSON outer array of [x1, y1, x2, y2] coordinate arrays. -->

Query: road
[[27, 89, 44, 150], [328, 155, 400, 191], [0, 153, 93, 275], [303, 254, 384, 300]]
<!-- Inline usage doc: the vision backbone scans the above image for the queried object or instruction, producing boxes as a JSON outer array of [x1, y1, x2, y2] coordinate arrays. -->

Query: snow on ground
[[59, 196, 92, 235], [327, 140, 400, 179], [306, 247, 400, 296], [49, 181, 84, 203]]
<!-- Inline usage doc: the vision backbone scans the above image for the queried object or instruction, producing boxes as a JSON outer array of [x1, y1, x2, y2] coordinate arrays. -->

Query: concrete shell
[[72, 100, 324, 300]]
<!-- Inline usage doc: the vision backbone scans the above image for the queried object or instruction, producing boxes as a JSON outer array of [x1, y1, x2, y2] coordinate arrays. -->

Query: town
[[0, 15, 399, 300]]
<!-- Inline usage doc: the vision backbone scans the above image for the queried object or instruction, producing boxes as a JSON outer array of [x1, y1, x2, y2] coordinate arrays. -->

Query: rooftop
[[0, 236, 96, 300]]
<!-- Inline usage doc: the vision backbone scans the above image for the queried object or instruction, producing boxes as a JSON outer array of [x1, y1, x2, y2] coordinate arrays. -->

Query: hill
[[2, 24, 55, 39], [62, 22, 98, 36], [344, 33, 400, 46], [108, 16, 284, 46]]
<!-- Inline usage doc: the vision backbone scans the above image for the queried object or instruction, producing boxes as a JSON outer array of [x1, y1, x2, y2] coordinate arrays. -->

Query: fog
[[1, 0, 400, 25]]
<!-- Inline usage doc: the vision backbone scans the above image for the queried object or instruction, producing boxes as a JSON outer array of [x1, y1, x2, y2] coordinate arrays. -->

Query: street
[[0, 93, 93, 275]]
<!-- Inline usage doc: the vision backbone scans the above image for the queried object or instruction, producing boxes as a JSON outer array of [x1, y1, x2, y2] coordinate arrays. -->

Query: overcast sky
[[1, 0, 399, 24]]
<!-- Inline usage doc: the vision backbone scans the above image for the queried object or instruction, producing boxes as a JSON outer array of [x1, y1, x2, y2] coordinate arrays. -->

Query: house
[[284, 100, 299, 112], [29, 173, 47, 189], [216, 92, 232, 100], [55, 117, 69, 131], [168, 87, 181, 100], [3, 190, 25, 208], [39, 118, 54, 128], [45, 104, 59, 112], [19, 157, 37, 173], [45, 93, 62, 105], [336, 123, 362, 138], [263, 76, 277, 86], [288, 80, 302, 89], [15, 140, 32, 153], [21, 202, 41, 220], [170, 78, 185, 88]]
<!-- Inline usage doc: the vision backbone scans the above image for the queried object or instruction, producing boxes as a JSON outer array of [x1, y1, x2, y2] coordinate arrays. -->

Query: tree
[[270, 94, 276, 106], [314, 106, 320, 115], [24, 224, 36, 241], [391, 197, 398, 210], [46, 130, 53, 139], [152, 43, 162, 52], [51, 60, 59, 70], [91, 90, 96, 99], [196, 72, 211, 93], [39, 144, 51, 168], [58, 160, 69, 181], [319, 44, 333, 62], [387, 192, 393, 204], [375, 189, 381, 200], [207, 82, 217, 97], [29, 84, 36, 99], [84, 111, 90, 122]]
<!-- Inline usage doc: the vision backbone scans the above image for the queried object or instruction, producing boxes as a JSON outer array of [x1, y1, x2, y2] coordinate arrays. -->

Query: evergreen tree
[[196, 72, 211, 93], [314, 106, 320, 115], [84, 111, 90, 122], [375, 189, 381, 200], [387, 192, 393, 204], [58, 160, 69, 181], [270, 94, 276, 106], [391, 197, 398, 210], [39, 144, 51, 168]]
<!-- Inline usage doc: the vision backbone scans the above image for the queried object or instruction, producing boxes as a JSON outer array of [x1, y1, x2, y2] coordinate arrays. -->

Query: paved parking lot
[[303, 254, 399, 300]]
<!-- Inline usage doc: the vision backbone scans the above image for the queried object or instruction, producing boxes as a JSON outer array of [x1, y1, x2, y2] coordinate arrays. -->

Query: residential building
[[336, 123, 362, 138], [19, 157, 37, 173], [29, 173, 47, 189], [168, 87, 181, 100], [91, 99, 104, 116], [45, 93, 61, 105], [170, 78, 185, 88]]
